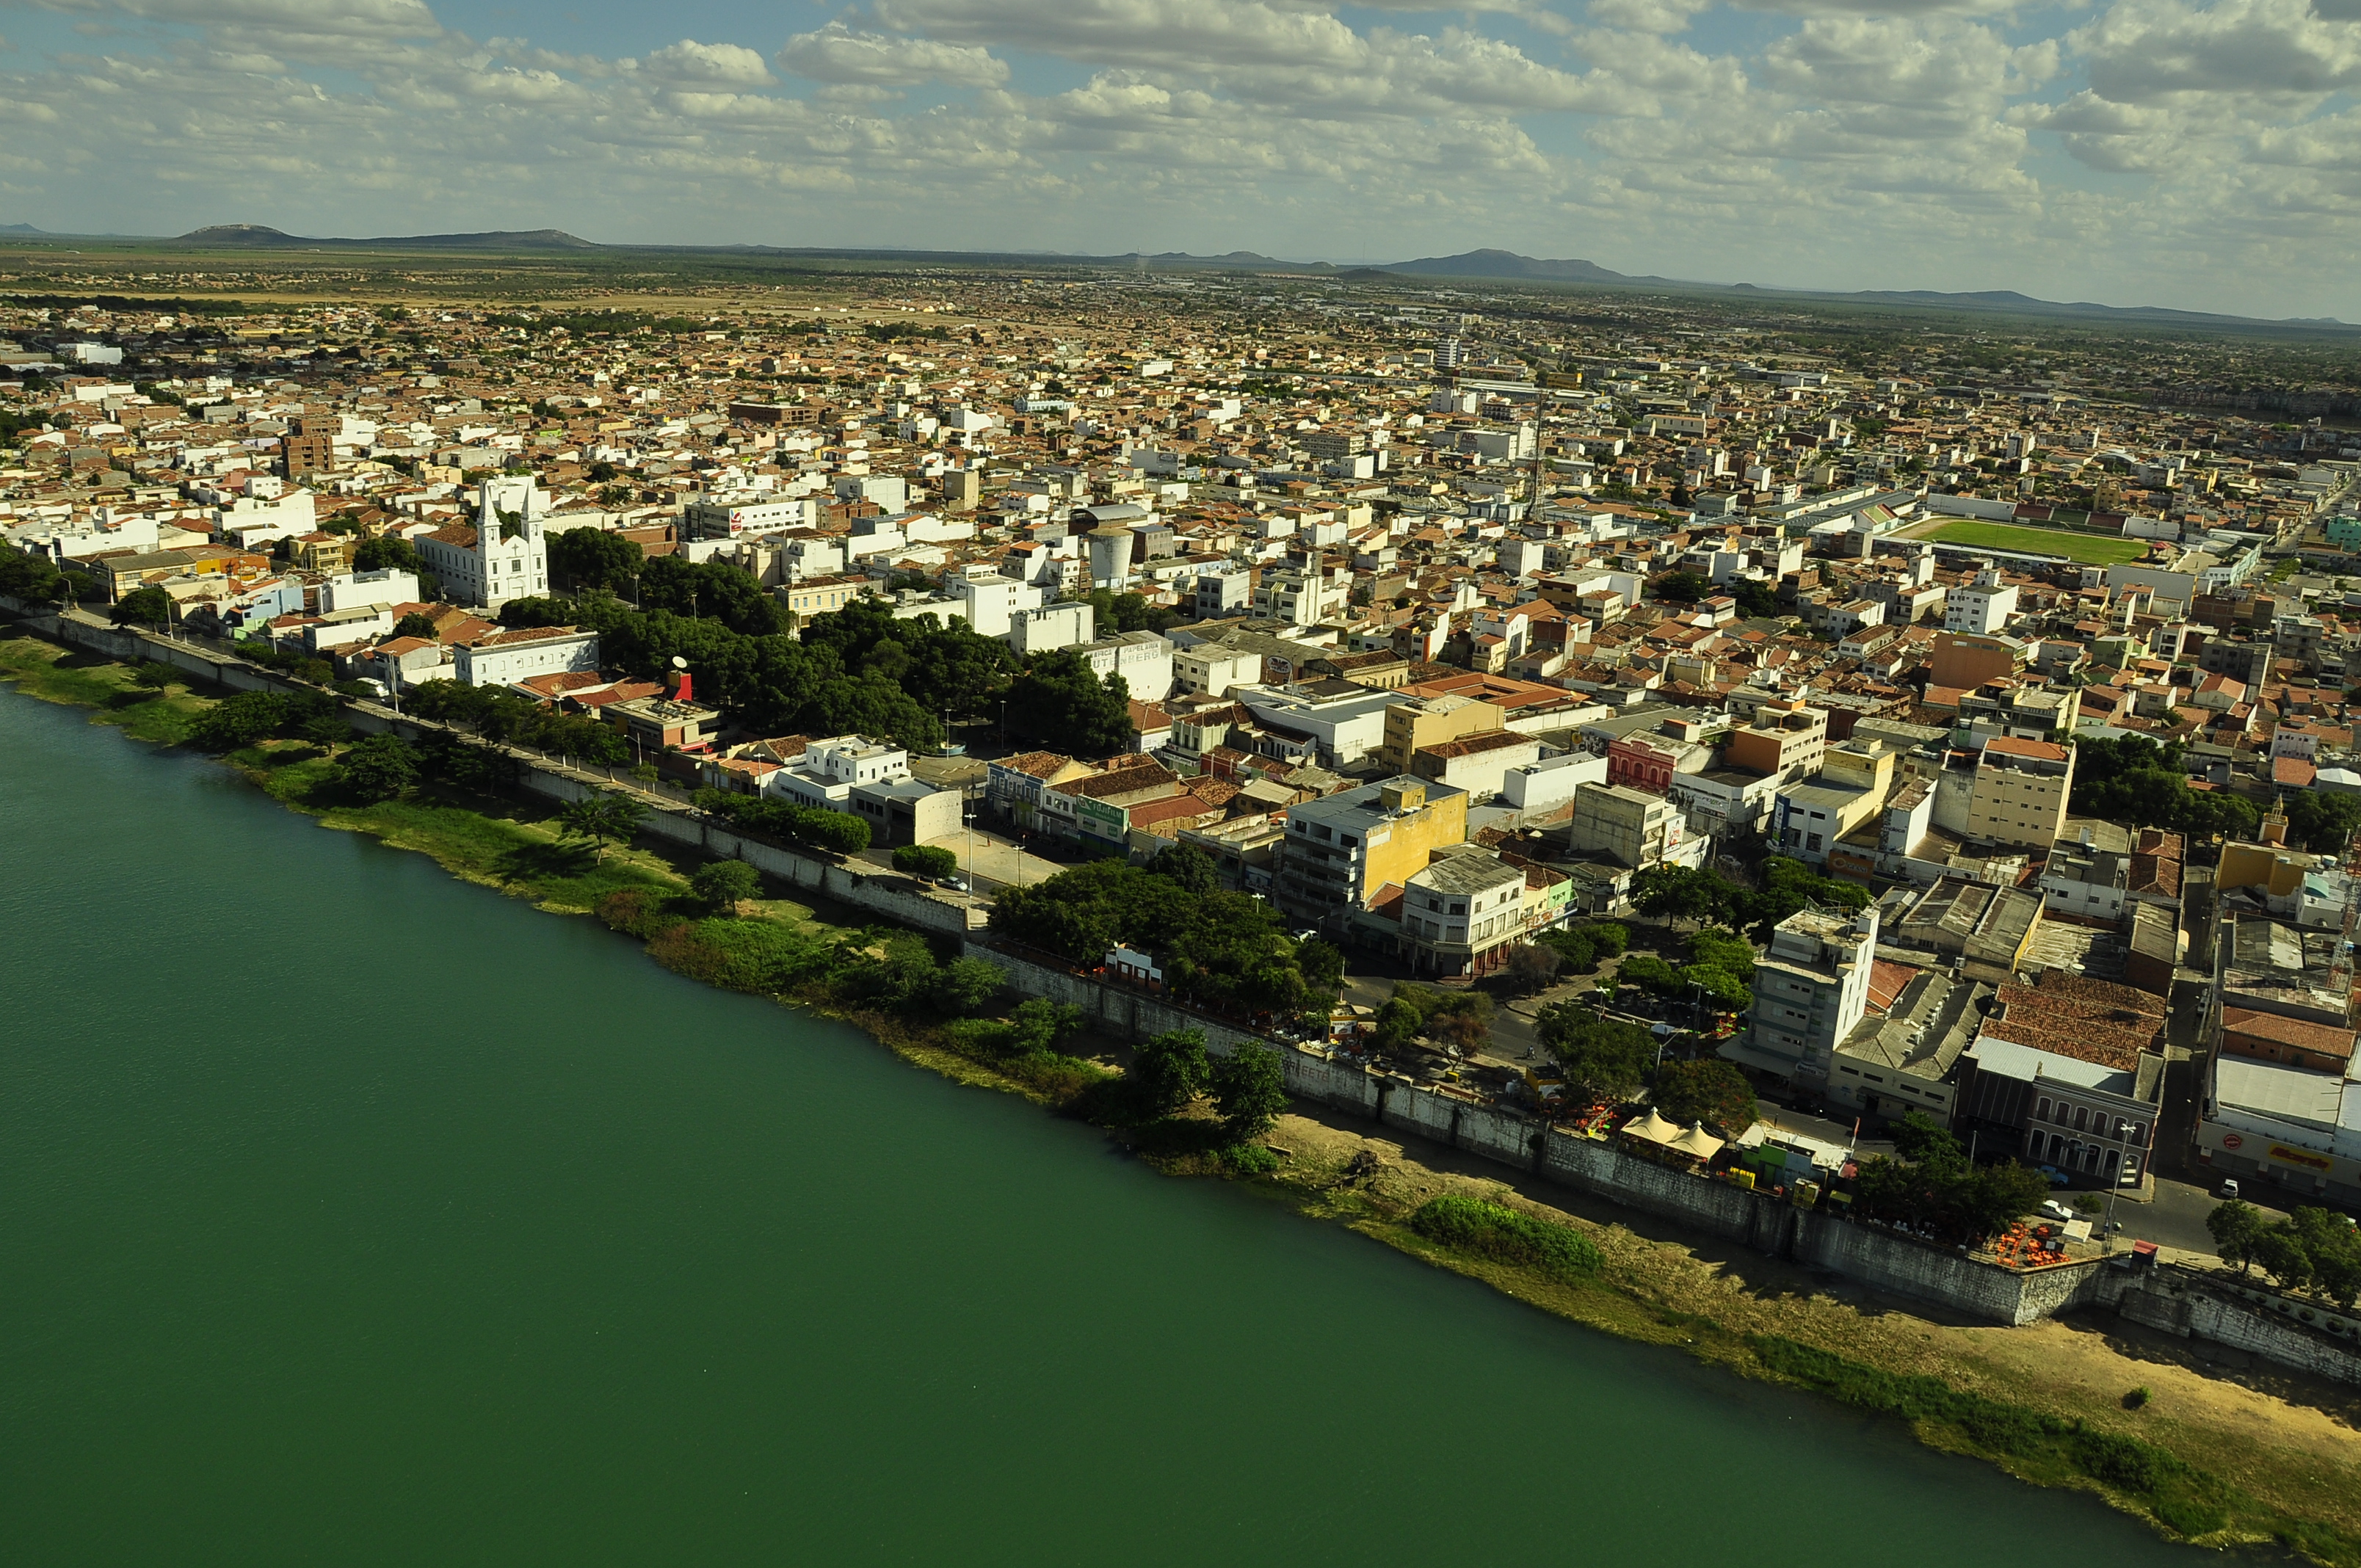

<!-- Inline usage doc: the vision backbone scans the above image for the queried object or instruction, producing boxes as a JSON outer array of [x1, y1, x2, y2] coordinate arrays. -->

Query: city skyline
[[0, 0, 2354, 321]]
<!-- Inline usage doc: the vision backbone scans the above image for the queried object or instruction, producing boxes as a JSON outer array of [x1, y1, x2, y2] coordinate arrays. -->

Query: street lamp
[[2103, 1117, 2134, 1255]]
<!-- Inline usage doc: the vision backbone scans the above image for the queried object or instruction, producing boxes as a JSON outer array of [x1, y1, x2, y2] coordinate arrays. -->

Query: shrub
[[1410, 1195, 1602, 1278], [691, 858, 761, 911], [893, 843, 960, 880]]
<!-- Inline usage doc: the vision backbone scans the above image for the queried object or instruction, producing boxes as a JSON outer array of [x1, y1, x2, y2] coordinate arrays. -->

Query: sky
[[0, 0, 2355, 320]]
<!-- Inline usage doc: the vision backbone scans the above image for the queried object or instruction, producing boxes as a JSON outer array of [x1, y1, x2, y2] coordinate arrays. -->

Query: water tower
[[1086, 525, 1135, 589]]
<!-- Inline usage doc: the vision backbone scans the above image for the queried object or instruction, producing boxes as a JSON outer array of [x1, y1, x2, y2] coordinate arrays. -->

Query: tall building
[[1966, 736, 2073, 849], [1943, 566, 2020, 634], [280, 418, 333, 480], [1722, 699, 1828, 781], [1435, 336, 1468, 371], [1735, 906, 1881, 1086], [1273, 777, 1467, 918]]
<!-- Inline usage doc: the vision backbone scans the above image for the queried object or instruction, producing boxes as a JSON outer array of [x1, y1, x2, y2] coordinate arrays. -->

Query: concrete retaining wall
[[2078, 1266, 2361, 1387]]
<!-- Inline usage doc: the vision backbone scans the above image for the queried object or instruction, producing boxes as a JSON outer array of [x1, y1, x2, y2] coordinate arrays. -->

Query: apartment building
[[1722, 698, 1827, 781], [1732, 906, 1882, 1086], [1272, 776, 1467, 918], [1965, 736, 2074, 849], [1400, 849, 1529, 976], [1943, 566, 2020, 634]]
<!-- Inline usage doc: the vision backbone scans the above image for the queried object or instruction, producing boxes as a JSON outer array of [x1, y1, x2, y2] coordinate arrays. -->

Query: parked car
[[939, 876, 968, 893], [2040, 1199, 2077, 1222], [2037, 1165, 2070, 1186], [2219, 1178, 2241, 1200]]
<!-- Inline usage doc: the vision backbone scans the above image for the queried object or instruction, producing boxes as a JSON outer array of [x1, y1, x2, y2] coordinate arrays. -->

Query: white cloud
[[641, 39, 775, 87], [777, 21, 1008, 86]]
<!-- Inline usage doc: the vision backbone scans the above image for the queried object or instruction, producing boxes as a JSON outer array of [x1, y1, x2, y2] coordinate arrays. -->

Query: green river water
[[0, 686, 2207, 1567]]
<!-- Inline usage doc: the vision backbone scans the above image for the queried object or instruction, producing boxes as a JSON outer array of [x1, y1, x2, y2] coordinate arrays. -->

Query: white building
[[1943, 567, 2020, 635], [454, 626, 601, 688], [319, 567, 420, 615], [1009, 600, 1095, 656], [417, 476, 551, 610], [1502, 751, 1610, 815], [1175, 644, 1261, 698], [767, 736, 911, 810], [1733, 906, 1882, 1086], [1079, 631, 1175, 703]]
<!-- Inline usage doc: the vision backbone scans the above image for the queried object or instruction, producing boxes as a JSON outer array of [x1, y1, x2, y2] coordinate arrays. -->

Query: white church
[[418, 476, 551, 610]]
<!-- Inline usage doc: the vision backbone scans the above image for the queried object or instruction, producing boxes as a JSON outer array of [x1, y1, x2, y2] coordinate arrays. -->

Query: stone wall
[[2078, 1266, 2361, 1387]]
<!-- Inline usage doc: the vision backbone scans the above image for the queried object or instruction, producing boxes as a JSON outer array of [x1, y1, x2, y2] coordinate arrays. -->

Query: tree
[[1650, 1059, 1758, 1133], [892, 844, 960, 880], [1133, 1026, 1212, 1116], [130, 661, 178, 694], [1005, 647, 1133, 757], [1294, 937, 1345, 999], [187, 690, 290, 751], [1504, 943, 1563, 993], [1147, 842, 1220, 897], [692, 858, 761, 912], [1009, 998, 1084, 1056], [391, 611, 441, 641], [1374, 996, 1424, 1050], [1539, 1006, 1658, 1099], [112, 586, 172, 628], [328, 733, 420, 803], [1651, 570, 1708, 605], [556, 790, 645, 861], [931, 957, 1009, 1016], [354, 534, 440, 600], [2207, 1199, 2265, 1274], [2291, 1208, 2361, 1309], [2252, 1224, 2314, 1291], [1730, 579, 1782, 620], [548, 526, 644, 593], [1211, 1042, 1288, 1141]]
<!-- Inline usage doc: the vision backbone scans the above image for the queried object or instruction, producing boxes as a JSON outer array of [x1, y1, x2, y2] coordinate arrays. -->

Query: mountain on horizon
[[177, 223, 597, 251], [13, 227, 2339, 332], [1373, 247, 1643, 285]]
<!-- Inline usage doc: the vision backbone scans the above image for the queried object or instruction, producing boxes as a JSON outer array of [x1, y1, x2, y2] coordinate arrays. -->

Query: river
[[0, 686, 2204, 1567]]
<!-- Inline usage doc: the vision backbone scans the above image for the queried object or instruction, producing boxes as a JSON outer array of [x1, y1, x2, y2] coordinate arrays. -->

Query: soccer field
[[1922, 520, 2152, 566]]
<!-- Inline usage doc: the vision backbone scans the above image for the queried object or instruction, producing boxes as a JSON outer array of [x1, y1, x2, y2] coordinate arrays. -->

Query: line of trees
[[692, 786, 871, 855], [1852, 1112, 2050, 1246], [0, 544, 93, 606], [2070, 736, 2264, 843], [1617, 923, 1756, 1014], [1630, 857, 1871, 936], [2208, 1201, 2361, 1307], [989, 843, 1342, 1020], [400, 680, 628, 765]]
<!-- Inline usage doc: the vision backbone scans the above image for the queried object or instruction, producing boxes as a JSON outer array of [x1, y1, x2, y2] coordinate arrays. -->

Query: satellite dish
[[671, 656, 688, 669]]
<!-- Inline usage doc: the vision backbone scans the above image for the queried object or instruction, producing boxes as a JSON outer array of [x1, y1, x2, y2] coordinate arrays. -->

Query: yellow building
[[1273, 776, 1468, 915], [2217, 808, 2315, 903], [1378, 694, 1501, 773], [1965, 736, 2075, 849]]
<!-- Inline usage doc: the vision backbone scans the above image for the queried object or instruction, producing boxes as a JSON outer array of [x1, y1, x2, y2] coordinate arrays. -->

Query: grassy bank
[[0, 628, 213, 744], [1255, 1118, 2361, 1564], [7, 624, 2358, 1563]]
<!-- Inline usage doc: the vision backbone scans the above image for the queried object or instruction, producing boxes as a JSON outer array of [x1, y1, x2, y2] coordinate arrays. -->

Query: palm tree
[[556, 790, 646, 862]]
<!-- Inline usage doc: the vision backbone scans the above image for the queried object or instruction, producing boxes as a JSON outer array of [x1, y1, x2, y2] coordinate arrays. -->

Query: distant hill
[[176, 224, 598, 251], [0, 222, 48, 236], [1372, 248, 1643, 284]]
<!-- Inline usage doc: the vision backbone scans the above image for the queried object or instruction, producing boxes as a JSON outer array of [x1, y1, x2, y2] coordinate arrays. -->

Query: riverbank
[[5, 624, 2357, 1564]]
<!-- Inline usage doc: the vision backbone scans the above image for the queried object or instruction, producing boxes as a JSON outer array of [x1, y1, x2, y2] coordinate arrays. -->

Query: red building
[[1607, 736, 1676, 794]]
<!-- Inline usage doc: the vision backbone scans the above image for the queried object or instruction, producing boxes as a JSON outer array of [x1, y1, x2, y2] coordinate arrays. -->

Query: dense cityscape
[[7, 250, 2361, 1556]]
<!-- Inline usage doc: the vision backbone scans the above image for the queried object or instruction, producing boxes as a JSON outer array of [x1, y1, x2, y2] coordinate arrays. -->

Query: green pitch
[[1923, 520, 2153, 565]]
